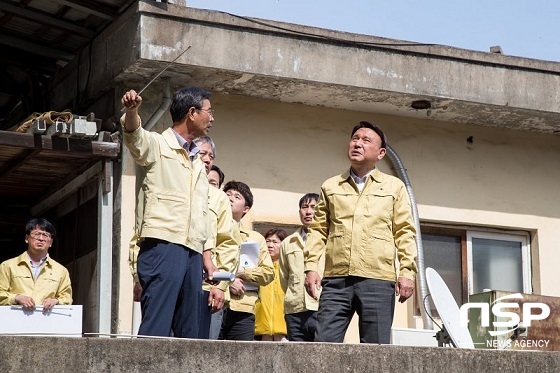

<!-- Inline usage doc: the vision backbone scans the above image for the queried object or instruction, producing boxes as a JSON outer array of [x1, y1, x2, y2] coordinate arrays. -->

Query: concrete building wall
[[2, 336, 560, 373], [116, 86, 560, 337]]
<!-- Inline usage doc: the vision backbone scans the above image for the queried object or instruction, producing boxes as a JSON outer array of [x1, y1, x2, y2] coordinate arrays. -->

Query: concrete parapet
[[1, 336, 559, 372]]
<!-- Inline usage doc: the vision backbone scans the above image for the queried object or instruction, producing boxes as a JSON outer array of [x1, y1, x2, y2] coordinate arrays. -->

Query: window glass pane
[[422, 233, 462, 311], [471, 238, 523, 294]]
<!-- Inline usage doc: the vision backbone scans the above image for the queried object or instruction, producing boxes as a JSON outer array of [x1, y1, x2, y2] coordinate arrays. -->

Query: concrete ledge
[[1, 336, 560, 372]]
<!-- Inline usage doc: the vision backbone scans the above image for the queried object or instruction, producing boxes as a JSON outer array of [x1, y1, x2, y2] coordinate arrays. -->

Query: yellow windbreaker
[[279, 228, 324, 314], [202, 186, 241, 293], [255, 262, 287, 336], [304, 168, 417, 281], [0, 251, 72, 305], [229, 227, 274, 314]]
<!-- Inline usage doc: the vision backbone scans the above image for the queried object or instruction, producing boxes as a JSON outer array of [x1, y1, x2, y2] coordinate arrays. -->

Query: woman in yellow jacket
[[255, 228, 288, 341]]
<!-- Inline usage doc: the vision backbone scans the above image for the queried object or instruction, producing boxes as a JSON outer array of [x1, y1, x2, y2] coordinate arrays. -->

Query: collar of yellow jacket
[[16, 251, 52, 268], [162, 127, 185, 151], [238, 221, 251, 238], [289, 228, 305, 248], [339, 167, 383, 184]]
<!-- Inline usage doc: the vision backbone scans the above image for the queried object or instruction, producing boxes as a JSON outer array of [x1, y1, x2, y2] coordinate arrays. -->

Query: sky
[[187, 0, 560, 62]]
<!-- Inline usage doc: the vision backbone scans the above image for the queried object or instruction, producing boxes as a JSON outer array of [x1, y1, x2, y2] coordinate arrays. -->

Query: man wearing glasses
[[0, 218, 72, 314], [122, 87, 216, 338]]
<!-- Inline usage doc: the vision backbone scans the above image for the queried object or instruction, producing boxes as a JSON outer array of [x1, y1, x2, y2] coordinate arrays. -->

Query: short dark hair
[[223, 180, 253, 208], [299, 193, 319, 208], [170, 87, 211, 123], [25, 218, 56, 238], [264, 228, 288, 242], [351, 121, 387, 148], [211, 164, 225, 188]]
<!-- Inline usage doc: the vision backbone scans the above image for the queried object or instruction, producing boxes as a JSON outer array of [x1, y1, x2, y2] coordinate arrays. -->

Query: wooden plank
[[48, 0, 116, 21], [0, 148, 40, 180], [0, 131, 120, 158], [102, 160, 112, 194], [31, 162, 102, 216], [0, 2, 96, 37]]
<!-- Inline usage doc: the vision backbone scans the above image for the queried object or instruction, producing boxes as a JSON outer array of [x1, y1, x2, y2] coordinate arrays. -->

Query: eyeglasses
[[29, 231, 52, 239], [197, 108, 214, 117]]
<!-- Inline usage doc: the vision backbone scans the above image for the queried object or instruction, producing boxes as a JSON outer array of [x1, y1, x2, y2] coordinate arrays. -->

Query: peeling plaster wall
[[128, 2, 560, 133], [52, 2, 560, 135]]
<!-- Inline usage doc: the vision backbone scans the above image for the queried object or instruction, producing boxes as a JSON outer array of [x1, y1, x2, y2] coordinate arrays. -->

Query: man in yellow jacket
[[193, 136, 241, 339], [278, 193, 323, 341], [219, 180, 274, 341], [121, 88, 214, 338], [0, 218, 72, 313], [304, 121, 417, 344]]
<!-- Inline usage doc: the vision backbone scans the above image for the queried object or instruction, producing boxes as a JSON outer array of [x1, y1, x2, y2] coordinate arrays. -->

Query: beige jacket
[[229, 226, 274, 314], [128, 187, 241, 293], [304, 168, 417, 281], [123, 126, 209, 253], [279, 228, 324, 314], [203, 186, 241, 293]]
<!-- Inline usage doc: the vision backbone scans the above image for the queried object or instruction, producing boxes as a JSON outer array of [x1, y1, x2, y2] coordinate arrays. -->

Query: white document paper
[[240, 241, 260, 291], [240, 241, 260, 268]]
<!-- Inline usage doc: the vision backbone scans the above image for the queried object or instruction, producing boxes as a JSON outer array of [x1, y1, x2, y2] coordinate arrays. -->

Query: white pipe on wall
[[97, 160, 113, 336]]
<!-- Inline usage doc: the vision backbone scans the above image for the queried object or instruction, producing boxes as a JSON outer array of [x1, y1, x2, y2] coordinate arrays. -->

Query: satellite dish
[[426, 267, 475, 349]]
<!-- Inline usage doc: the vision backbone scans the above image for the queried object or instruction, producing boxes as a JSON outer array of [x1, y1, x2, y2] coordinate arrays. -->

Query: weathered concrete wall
[[1, 336, 559, 373], [52, 1, 560, 134], [139, 3, 560, 112]]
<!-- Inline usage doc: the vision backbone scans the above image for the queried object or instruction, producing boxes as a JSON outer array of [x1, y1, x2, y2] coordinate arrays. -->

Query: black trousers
[[315, 276, 395, 344], [218, 309, 255, 341], [285, 310, 318, 342]]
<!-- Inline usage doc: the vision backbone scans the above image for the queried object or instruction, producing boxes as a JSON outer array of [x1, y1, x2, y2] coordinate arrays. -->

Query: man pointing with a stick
[[121, 87, 215, 337]]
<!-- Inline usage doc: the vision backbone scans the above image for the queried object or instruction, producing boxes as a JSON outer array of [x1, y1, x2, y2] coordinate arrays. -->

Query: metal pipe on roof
[[385, 144, 433, 330], [144, 78, 171, 131]]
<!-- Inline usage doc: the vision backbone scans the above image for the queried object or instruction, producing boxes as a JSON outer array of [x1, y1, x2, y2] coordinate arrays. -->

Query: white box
[[0, 305, 82, 337], [391, 327, 438, 347]]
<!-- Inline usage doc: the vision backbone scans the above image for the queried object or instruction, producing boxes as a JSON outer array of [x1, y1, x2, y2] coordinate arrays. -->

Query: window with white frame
[[467, 231, 531, 295], [417, 226, 531, 316]]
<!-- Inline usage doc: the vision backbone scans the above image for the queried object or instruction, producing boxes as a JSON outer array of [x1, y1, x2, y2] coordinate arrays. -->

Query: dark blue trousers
[[285, 310, 318, 342], [198, 290, 212, 339], [138, 238, 203, 338], [315, 276, 395, 344]]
